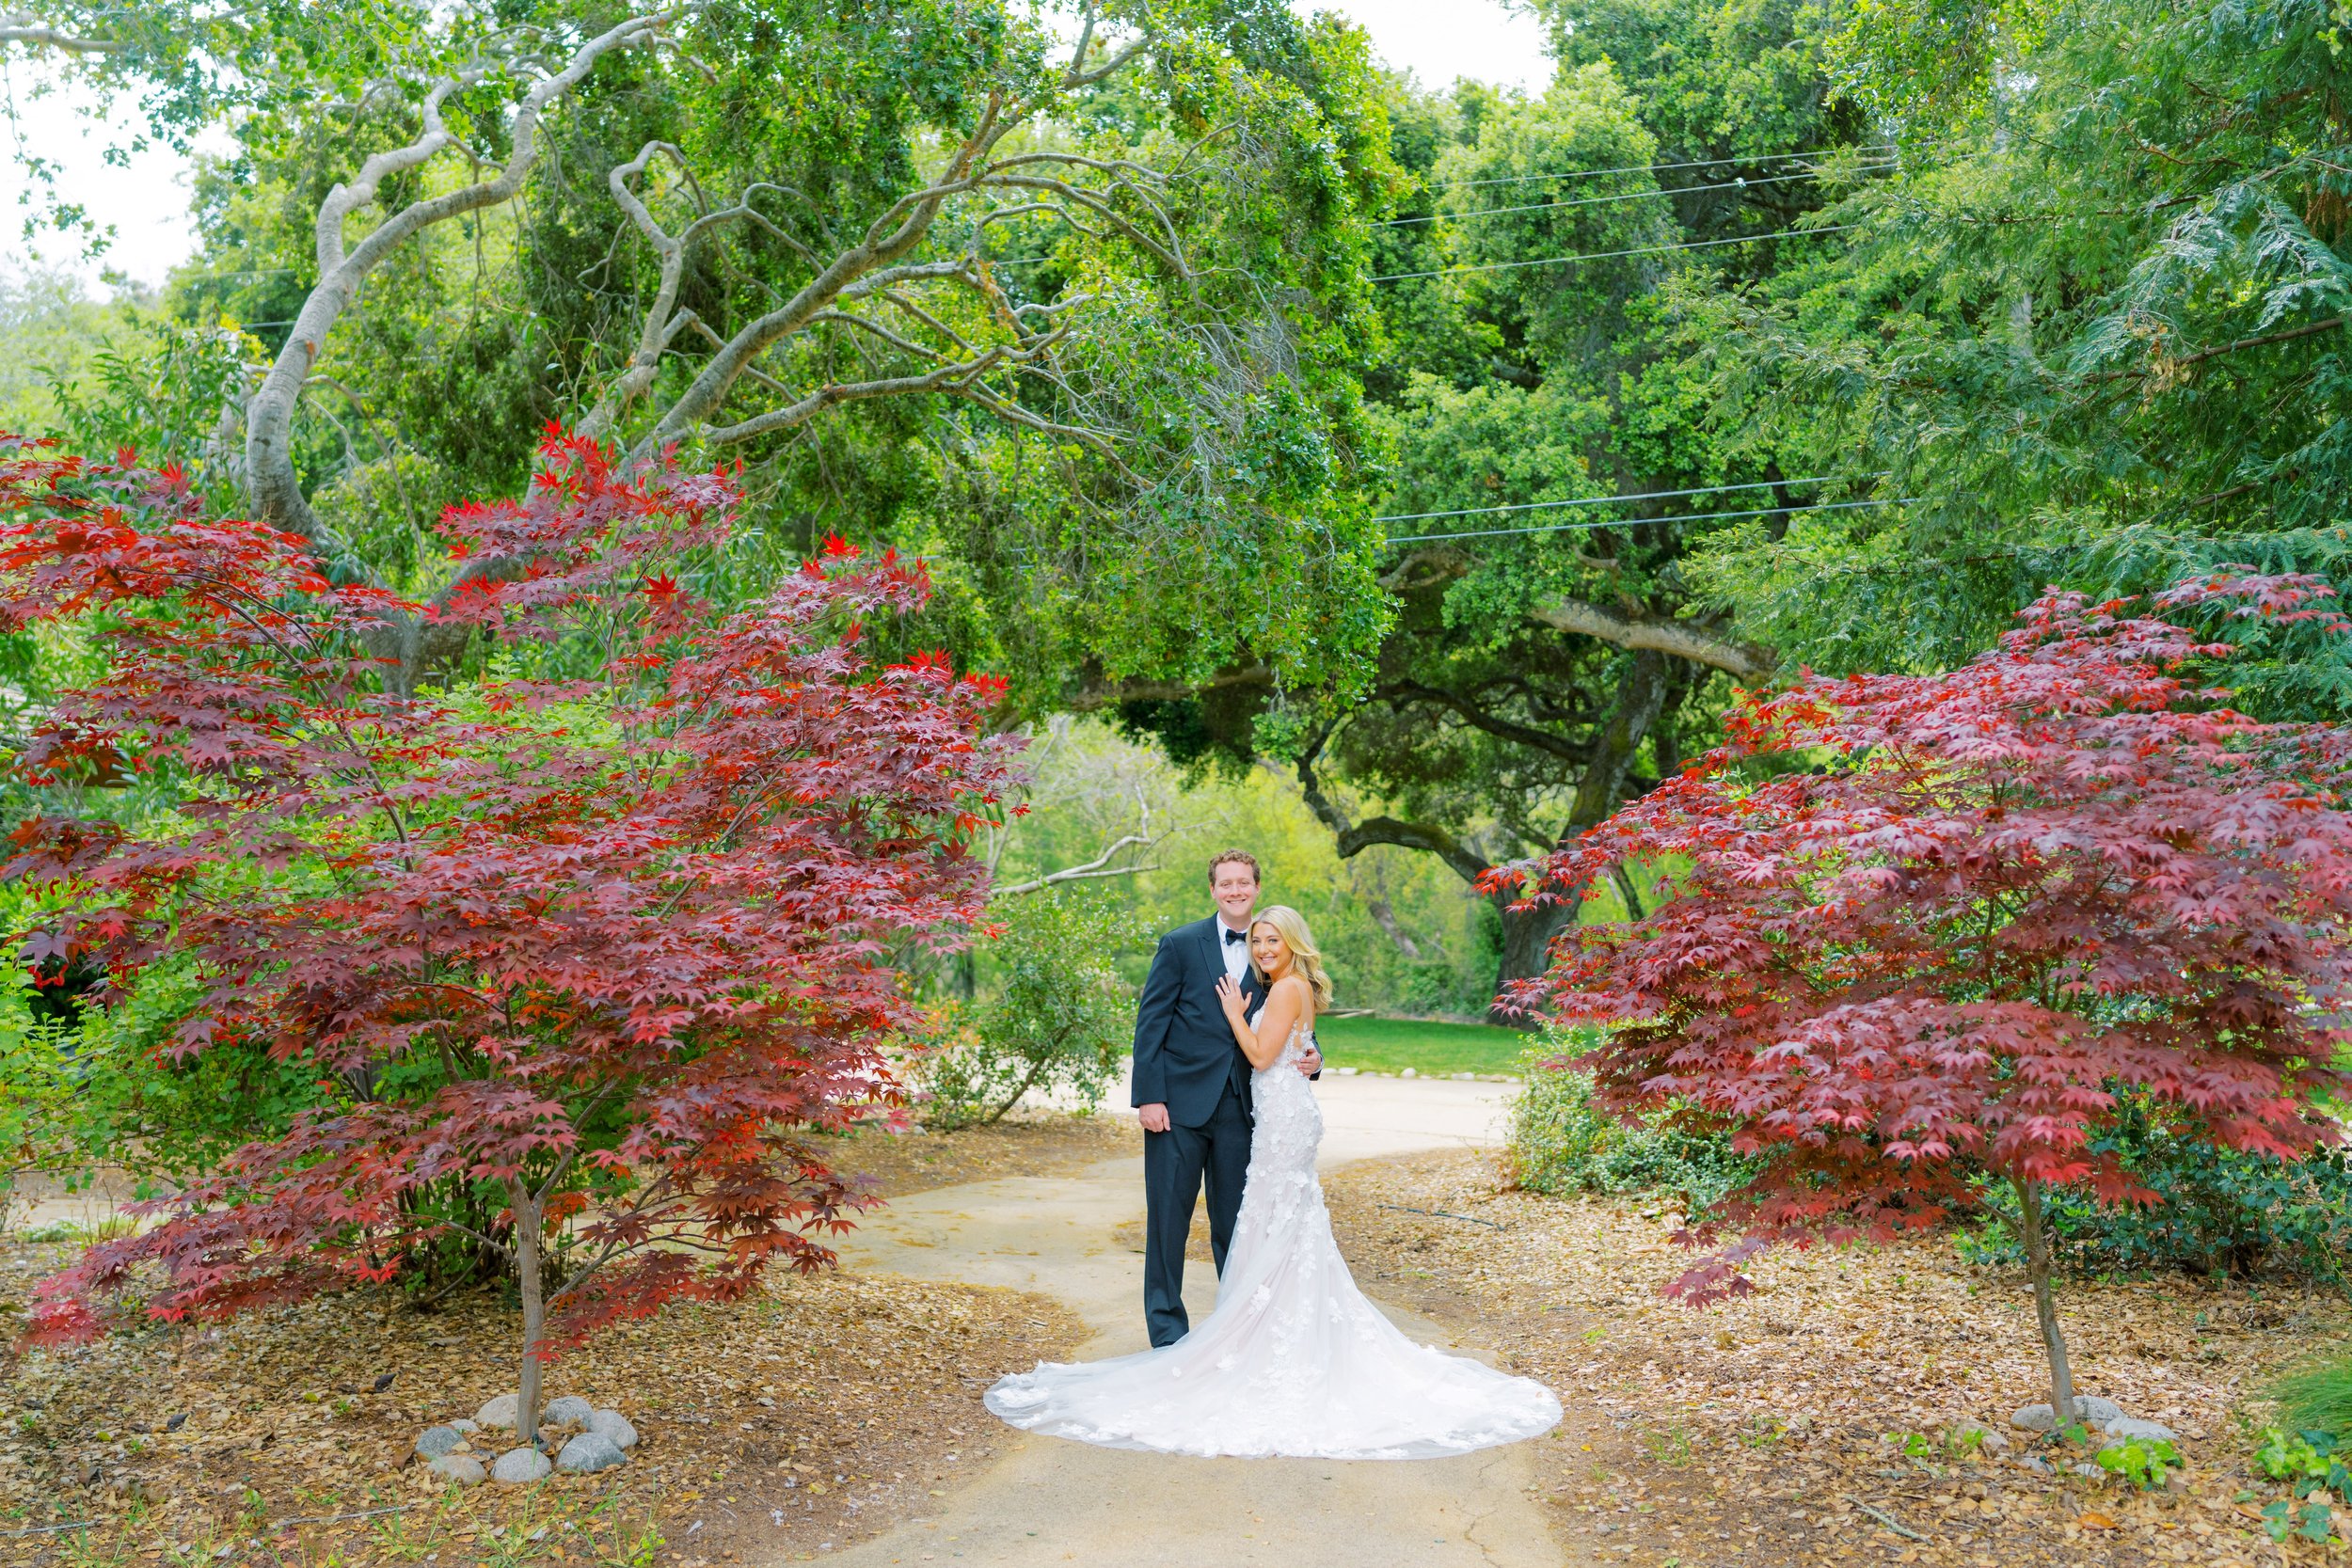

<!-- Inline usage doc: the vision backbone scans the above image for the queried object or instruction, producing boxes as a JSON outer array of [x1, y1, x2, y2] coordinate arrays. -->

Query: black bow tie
[[1223, 927, 1247, 945]]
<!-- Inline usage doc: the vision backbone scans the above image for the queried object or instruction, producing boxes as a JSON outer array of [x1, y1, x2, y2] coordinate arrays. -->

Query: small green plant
[[2094, 1434, 2181, 1489], [1642, 1423, 1693, 1467], [2256, 1427, 2349, 1497], [2261, 1497, 2337, 1544]]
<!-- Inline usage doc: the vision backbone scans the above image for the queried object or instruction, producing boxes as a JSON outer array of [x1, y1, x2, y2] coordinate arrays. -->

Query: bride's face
[[1249, 923, 1289, 975]]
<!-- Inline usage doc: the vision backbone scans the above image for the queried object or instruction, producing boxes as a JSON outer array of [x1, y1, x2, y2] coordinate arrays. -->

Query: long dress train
[[983, 1023, 1563, 1460]]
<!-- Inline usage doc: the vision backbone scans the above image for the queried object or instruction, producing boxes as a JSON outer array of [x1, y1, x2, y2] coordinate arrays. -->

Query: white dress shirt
[[1216, 912, 1251, 982]]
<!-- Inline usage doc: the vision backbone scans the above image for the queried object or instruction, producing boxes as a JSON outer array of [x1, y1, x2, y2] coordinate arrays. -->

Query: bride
[[984, 906, 1563, 1460]]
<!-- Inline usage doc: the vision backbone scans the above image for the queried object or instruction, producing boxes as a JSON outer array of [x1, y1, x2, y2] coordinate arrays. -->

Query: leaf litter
[[0, 1123, 1104, 1567], [1326, 1148, 2352, 1567]]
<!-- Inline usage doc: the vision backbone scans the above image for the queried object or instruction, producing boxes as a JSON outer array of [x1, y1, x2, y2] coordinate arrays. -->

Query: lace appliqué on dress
[[984, 1025, 1564, 1461]]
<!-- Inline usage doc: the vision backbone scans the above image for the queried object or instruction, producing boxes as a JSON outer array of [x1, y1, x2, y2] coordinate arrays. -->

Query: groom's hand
[[1295, 1046, 1323, 1077], [1137, 1102, 1171, 1133]]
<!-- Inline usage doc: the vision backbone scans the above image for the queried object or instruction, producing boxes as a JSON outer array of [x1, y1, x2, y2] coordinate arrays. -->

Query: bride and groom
[[985, 850, 1562, 1460]]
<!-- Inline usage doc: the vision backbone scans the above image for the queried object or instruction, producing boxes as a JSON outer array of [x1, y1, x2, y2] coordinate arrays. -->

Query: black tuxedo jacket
[[1131, 914, 1265, 1129]]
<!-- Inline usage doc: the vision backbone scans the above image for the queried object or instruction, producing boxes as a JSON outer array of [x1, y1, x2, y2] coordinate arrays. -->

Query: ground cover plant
[[4, 430, 1018, 1446], [1509, 578, 2352, 1425]]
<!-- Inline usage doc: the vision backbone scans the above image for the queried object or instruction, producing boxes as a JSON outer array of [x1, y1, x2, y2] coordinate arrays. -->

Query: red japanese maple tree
[[6, 431, 1017, 1444], [1503, 579, 2352, 1422]]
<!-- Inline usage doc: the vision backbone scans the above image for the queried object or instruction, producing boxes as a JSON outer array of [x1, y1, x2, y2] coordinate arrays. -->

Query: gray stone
[[450, 1418, 480, 1436], [427, 1454, 486, 1488], [475, 1393, 519, 1430], [2102, 1416, 2178, 1443], [2010, 1396, 2124, 1433], [542, 1395, 596, 1426], [414, 1425, 465, 1460], [586, 1409, 639, 1450], [557, 1433, 628, 1475], [2019, 1453, 2055, 1474], [490, 1447, 551, 1485]]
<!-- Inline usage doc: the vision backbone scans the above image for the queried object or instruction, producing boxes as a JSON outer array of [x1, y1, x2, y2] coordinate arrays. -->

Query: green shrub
[[1955, 1096, 2352, 1283], [911, 891, 1137, 1131], [1507, 1044, 1757, 1213]]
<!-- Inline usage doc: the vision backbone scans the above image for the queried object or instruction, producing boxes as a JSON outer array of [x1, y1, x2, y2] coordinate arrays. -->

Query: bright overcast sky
[[2, 0, 1552, 296]]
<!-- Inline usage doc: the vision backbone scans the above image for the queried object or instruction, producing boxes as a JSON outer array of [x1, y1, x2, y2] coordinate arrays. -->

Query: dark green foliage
[[1956, 1098, 2352, 1285]]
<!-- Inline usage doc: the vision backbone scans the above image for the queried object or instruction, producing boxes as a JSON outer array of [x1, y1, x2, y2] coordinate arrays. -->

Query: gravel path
[[809, 1077, 1581, 1568]]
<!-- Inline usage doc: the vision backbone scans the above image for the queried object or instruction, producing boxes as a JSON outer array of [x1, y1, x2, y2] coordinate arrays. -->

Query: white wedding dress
[[984, 1022, 1563, 1459]]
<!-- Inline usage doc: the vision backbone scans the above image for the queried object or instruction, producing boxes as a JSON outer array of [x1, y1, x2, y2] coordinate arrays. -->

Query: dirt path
[[810, 1078, 1581, 1568]]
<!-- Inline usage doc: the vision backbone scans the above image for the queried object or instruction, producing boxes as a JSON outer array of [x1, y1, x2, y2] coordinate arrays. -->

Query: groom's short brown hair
[[1207, 849, 1261, 886]]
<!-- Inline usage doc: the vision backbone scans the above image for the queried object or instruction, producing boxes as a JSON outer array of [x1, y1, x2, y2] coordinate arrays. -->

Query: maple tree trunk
[[2012, 1176, 2079, 1422], [510, 1182, 546, 1448]]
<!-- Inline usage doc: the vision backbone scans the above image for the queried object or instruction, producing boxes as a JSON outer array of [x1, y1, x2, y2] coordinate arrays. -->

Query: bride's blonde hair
[[1250, 905, 1334, 1010]]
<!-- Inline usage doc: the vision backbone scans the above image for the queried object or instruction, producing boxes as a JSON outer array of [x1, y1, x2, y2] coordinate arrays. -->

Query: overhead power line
[[1373, 473, 1887, 525], [1371, 223, 1860, 283], [1447, 144, 1896, 191], [1378, 163, 1895, 228], [1387, 496, 1915, 546]]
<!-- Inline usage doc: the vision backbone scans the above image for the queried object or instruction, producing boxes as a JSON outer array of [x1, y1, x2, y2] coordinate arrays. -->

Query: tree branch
[[0, 11, 123, 52], [1531, 597, 1778, 680]]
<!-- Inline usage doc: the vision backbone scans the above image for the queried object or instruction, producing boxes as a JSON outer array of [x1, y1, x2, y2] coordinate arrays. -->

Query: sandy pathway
[[810, 1077, 1579, 1568]]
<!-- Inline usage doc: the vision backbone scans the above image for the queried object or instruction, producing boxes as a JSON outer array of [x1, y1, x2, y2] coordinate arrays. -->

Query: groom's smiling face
[[1212, 862, 1259, 928]]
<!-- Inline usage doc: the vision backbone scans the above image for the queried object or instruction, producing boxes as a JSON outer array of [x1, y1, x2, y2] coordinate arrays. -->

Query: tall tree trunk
[[1484, 651, 1671, 1022], [509, 1181, 547, 1449], [2013, 1176, 2079, 1423]]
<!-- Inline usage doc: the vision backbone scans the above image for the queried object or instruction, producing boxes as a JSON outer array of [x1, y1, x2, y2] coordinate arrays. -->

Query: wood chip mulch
[[0, 1118, 1123, 1568], [1325, 1148, 2352, 1568]]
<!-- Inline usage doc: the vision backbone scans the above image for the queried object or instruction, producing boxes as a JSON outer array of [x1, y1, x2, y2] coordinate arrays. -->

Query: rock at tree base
[[428, 1454, 486, 1487], [558, 1433, 628, 1474], [414, 1425, 465, 1460], [542, 1395, 596, 1425], [586, 1409, 639, 1449], [475, 1394, 519, 1430], [2103, 1417, 2177, 1442], [491, 1447, 551, 1485], [2010, 1396, 2127, 1433]]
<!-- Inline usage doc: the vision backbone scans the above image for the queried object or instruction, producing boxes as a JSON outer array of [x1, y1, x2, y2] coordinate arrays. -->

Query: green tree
[[1686, 0, 2352, 713], [1114, 8, 1879, 1014], [7, 1, 1402, 705]]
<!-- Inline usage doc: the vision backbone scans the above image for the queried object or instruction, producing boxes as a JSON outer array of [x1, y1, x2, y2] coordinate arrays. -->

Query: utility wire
[[1371, 223, 1860, 283], [1388, 497, 1915, 546], [1374, 473, 1887, 524], [1378, 163, 1895, 227], [1446, 144, 1896, 190]]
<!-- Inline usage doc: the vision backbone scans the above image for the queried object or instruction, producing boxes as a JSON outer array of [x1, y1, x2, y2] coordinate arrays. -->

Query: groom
[[1130, 849, 1321, 1348]]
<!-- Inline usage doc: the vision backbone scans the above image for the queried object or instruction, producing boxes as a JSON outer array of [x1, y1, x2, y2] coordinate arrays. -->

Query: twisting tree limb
[[1291, 730, 1493, 886], [246, 9, 679, 561]]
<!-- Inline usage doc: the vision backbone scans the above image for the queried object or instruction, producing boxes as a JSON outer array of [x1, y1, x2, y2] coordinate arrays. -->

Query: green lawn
[[1311, 1013, 1534, 1078]]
